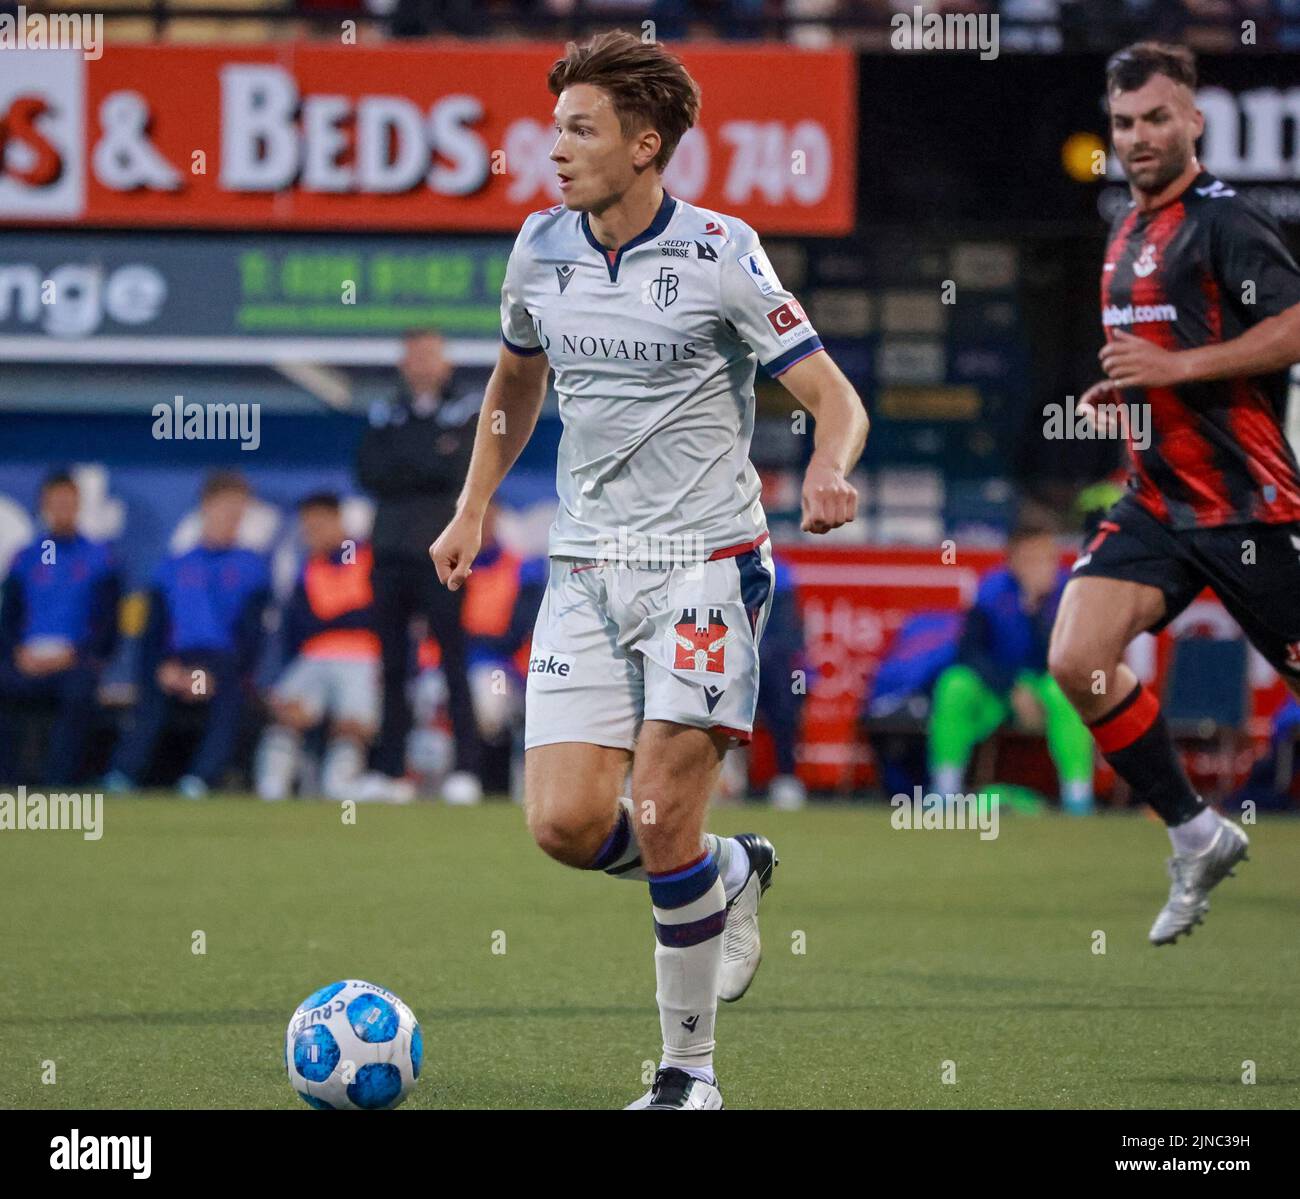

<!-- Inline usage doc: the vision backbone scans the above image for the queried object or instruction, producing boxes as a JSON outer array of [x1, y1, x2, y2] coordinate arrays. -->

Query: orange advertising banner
[[0, 42, 856, 234]]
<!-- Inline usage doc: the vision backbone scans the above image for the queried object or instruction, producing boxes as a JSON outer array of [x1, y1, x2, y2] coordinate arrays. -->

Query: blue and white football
[[285, 980, 423, 1109]]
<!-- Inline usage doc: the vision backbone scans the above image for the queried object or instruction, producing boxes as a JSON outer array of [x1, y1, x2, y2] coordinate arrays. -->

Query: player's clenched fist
[[801, 460, 858, 534], [429, 511, 482, 591]]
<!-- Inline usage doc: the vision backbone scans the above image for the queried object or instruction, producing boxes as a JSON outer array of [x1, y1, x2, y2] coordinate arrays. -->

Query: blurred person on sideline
[[104, 472, 270, 800], [356, 329, 483, 804], [255, 493, 380, 802], [459, 502, 547, 796], [0, 471, 120, 785], [927, 504, 1095, 814]]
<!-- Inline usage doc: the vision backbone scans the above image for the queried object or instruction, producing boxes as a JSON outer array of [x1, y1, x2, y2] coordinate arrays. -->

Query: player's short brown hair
[[201, 470, 250, 502], [547, 31, 701, 172], [1009, 501, 1060, 544], [1105, 42, 1197, 99]]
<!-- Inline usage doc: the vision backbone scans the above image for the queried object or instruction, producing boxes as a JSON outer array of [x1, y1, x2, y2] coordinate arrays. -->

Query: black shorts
[[1071, 494, 1300, 678]]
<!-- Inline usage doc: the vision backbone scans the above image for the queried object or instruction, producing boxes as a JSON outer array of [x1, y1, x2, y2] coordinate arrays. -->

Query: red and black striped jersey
[[1100, 169, 1300, 529]]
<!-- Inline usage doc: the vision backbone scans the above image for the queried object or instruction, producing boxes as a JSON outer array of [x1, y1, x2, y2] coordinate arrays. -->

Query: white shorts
[[272, 656, 380, 729], [524, 538, 776, 751]]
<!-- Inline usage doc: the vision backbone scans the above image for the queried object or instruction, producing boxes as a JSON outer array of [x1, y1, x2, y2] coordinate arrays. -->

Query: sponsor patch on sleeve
[[739, 248, 782, 297], [764, 299, 808, 340]]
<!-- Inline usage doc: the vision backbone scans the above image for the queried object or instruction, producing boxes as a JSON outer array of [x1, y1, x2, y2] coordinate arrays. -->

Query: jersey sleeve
[[719, 225, 823, 377], [1210, 197, 1300, 325], [500, 223, 544, 357]]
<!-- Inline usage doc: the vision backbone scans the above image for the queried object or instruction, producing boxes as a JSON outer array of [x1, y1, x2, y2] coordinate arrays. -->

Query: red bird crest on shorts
[[668, 608, 732, 673]]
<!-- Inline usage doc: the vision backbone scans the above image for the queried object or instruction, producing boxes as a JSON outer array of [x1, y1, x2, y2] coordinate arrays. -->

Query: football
[[285, 980, 423, 1109]]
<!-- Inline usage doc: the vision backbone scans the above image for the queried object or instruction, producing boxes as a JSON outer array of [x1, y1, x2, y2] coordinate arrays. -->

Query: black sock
[[1089, 681, 1204, 826]]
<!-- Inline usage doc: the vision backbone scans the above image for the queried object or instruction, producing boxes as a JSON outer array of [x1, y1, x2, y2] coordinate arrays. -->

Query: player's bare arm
[[775, 350, 869, 533], [428, 344, 550, 590]]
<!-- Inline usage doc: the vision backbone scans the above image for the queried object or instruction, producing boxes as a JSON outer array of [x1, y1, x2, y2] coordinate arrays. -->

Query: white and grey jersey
[[500, 192, 823, 564]]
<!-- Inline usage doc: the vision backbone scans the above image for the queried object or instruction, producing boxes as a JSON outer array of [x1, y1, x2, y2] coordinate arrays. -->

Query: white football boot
[[719, 833, 778, 1002], [625, 1067, 724, 1110], [354, 772, 416, 805], [1149, 814, 1249, 945]]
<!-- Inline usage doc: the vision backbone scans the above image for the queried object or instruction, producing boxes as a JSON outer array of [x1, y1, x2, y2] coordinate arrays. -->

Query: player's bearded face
[[551, 85, 644, 212], [1108, 75, 1202, 196]]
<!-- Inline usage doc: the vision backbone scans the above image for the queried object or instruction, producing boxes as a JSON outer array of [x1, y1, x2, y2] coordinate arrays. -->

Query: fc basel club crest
[[648, 266, 679, 311], [668, 608, 732, 673]]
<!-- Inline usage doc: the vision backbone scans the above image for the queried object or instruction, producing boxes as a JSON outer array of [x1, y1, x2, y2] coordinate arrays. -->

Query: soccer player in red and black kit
[[1049, 42, 1300, 945]]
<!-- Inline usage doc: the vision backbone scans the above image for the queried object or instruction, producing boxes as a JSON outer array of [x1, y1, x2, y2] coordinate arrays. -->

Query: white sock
[[660, 1061, 716, 1085], [591, 796, 649, 881], [1062, 780, 1094, 810], [932, 764, 963, 795], [256, 726, 300, 801], [1169, 805, 1219, 856], [322, 737, 364, 801], [651, 855, 725, 1079], [594, 800, 748, 915], [717, 836, 751, 901]]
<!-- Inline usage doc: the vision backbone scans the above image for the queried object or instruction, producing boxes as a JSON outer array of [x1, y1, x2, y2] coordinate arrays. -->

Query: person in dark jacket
[[755, 551, 810, 809], [104, 472, 269, 800], [927, 505, 1095, 814], [0, 471, 121, 785], [356, 329, 483, 804]]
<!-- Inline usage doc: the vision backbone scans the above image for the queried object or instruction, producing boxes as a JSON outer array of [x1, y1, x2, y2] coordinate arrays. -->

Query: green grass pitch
[[3, 797, 1298, 1108]]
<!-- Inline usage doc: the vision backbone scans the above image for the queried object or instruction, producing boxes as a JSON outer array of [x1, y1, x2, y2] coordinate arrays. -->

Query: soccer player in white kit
[[429, 31, 869, 1109]]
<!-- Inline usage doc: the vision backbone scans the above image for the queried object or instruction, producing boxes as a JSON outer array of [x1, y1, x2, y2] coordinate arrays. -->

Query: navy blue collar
[[580, 190, 677, 283]]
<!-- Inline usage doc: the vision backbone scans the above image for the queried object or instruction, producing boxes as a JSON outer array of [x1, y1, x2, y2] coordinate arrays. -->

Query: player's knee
[[330, 719, 373, 743], [1047, 642, 1097, 703], [527, 808, 605, 868], [271, 699, 314, 731]]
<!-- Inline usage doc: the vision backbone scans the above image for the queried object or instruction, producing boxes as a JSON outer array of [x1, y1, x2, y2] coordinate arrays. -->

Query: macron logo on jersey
[[1195, 180, 1236, 199]]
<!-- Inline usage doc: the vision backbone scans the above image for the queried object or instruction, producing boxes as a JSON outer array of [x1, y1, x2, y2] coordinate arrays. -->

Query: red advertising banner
[[769, 546, 1288, 794], [0, 42, 856, 234]]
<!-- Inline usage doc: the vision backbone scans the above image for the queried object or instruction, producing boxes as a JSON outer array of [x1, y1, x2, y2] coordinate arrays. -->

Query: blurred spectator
[[255, 493, 380, 802], [0, 472, 121, 785], [862, 608, 964, 797], [926, 504, 1095, 813], [755, 549, 810, 808], [1229, 693, 1300, 812], [356, 329, 483, 804], [104, 472, 270, 799], [460, 503, 546, 795]]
